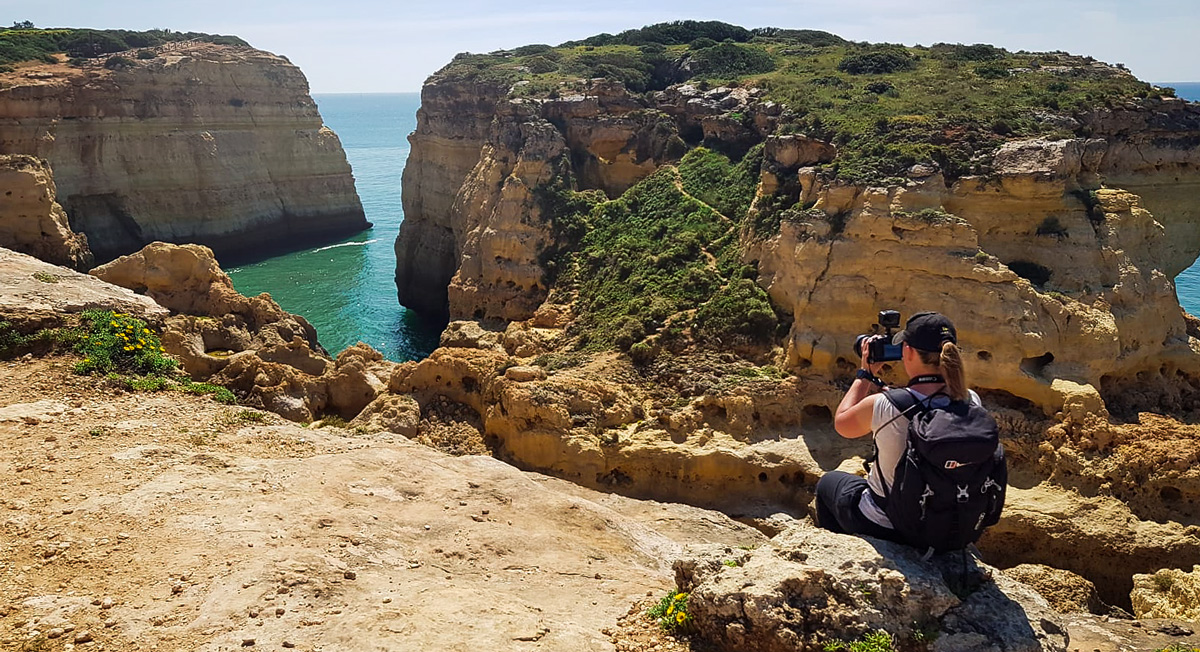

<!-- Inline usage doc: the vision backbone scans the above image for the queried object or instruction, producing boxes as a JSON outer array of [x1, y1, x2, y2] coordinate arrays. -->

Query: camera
[[855, 310, 904, 363]]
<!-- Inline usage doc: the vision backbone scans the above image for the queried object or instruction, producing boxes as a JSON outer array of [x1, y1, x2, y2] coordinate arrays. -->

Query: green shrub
[[73, 310, 176, 376], [136, 49, 156, 60], [524, 55, 557, 74], [568, 20, 751, 47], [934, 43, 1004, 61], [823, 630, 896, 652], [103, 55, 134, 70], [613, 317, 646, 351], [693, 278, 778, 344], [62, 30, 129, 58], [754, 28, 846, 47], [0, 320, 21, 355], [177, 378, 237, 404], [689, 37, 717, 50], [629, 341, 657, 366], [864, 80, 894, 94], [837, 48, 916, 75], [974, 62, 1010, 79], [690, 42, 776, 77]]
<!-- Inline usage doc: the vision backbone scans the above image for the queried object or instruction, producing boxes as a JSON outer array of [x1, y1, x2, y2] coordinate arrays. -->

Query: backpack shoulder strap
[[884, 388, 922, 414], [865, 388, 931, 477]]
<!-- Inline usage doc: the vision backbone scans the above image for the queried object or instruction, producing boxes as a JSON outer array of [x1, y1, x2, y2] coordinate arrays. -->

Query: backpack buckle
[[956, 485, 969, 503]]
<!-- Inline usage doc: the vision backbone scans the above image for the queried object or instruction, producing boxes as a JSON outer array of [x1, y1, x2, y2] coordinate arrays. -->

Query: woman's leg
[[815, 470, 866, 534]]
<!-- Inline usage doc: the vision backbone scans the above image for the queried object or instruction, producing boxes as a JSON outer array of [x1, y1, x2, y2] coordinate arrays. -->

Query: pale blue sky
[[7, 0, 1197, 92]]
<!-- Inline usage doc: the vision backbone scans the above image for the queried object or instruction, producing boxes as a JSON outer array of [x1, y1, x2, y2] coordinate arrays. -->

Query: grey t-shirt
[[858, 388, 982, 528]]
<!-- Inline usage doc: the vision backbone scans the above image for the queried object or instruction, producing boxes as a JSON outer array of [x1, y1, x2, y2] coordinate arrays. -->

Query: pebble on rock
[[343, 570, 357, 580]]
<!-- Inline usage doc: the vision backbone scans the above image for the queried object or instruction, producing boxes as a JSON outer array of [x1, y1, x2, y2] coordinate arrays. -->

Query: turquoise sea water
[[1163, 83, 1200, 315], [226, 93, 441, 361]]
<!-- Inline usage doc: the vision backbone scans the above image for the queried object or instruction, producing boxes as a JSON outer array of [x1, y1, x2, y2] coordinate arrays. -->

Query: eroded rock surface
[[1002, 564, 1110, 615], [1131, 565, 1200, 621], [0, 356, 766, 651], [678, 523, 1066, 652]]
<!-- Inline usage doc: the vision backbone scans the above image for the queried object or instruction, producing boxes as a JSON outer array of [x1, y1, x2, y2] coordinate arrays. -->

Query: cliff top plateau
[[433, 20, 1173, 184], [4, 244, 1200, 652]]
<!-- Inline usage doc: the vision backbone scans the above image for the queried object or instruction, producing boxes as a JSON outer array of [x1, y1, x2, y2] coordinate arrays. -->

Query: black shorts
[[815, 470, 904, 543]]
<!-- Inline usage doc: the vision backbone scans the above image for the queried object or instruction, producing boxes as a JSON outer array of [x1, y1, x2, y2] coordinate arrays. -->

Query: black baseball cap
[[892, 311, 957, 352]]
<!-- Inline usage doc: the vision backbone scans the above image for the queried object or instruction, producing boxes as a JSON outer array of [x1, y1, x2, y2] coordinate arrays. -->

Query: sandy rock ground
[[0, 356, 763, 651]]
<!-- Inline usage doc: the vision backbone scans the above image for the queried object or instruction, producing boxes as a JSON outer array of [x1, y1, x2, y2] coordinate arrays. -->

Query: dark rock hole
[[1020, 352, 1055, 378], [801, 404, 833, 427]]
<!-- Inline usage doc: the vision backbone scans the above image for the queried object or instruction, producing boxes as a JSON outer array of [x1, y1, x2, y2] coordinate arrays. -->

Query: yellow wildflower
[[135, 344, 142, 349], [144, 328, 151, 334], [667, 604, 674, 615], [675, 612, 686, 624], [110, 321, 118, 327], [675, 592, 686, 600]]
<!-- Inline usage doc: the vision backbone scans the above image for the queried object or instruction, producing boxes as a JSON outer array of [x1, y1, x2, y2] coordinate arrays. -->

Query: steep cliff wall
[[0, 43, 367, 262], [395, 79, 509, 319], [0, 154, 91, 269]]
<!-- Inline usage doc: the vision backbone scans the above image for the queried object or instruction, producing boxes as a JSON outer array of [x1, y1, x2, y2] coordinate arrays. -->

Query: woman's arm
[[833, 335, 885, 439], [834, 381, 880, 438]]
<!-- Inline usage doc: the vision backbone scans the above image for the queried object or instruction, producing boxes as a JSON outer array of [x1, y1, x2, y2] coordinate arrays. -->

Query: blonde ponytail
[[939, 341, 968, 401]]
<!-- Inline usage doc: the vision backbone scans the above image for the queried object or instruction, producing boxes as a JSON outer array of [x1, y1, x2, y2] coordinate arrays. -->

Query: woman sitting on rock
[[814, 311, 998, 549]]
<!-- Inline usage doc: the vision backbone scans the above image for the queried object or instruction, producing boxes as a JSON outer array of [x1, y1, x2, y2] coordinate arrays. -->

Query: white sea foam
[[314, 239, 378, 252]]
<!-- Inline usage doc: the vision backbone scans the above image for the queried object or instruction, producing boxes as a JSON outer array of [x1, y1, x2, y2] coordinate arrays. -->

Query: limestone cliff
[[0, 154, 91, 269], [0, 43, 368, 262], [398, 67, 1200, 414]]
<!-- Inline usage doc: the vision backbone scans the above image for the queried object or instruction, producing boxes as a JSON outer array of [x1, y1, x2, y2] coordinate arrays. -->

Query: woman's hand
[[859, 335, 887, 376]]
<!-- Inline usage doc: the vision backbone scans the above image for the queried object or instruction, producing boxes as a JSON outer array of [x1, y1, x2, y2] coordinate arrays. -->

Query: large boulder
[[679, 523, 1067, 652], [1002, 564, 1109, 615]]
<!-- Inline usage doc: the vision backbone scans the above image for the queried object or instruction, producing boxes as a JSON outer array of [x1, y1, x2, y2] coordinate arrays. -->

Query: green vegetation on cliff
[[441, 21, 1168, 182], [0, 26, 248, 69], [551, 153, 776, 354]]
